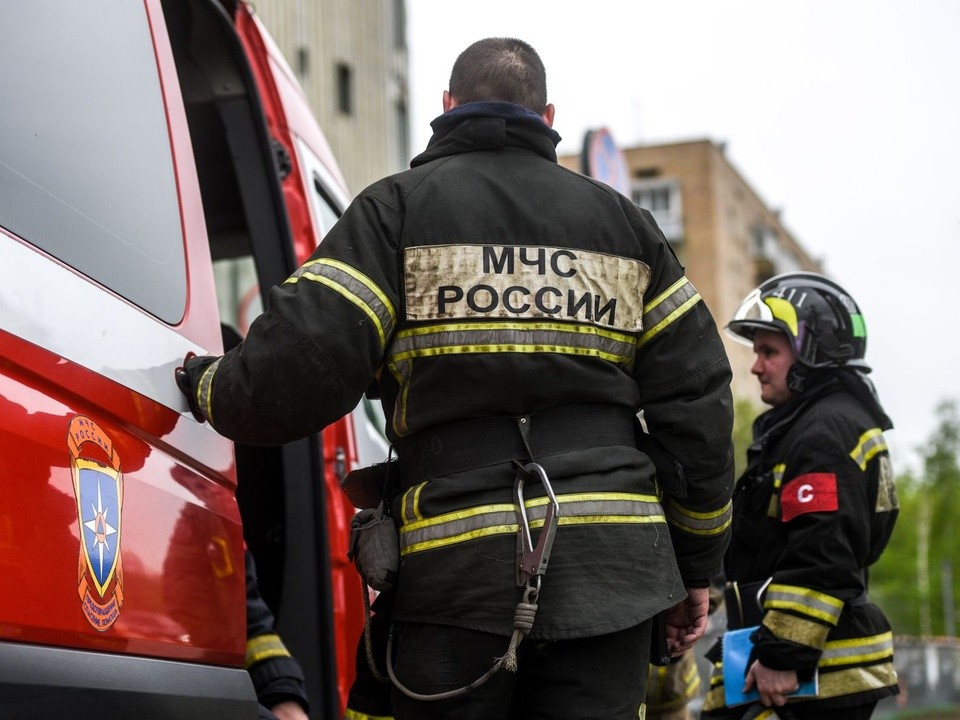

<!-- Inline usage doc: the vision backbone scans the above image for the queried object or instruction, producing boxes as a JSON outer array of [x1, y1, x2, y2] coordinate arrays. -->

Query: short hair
[[448, 38, 548, 113]]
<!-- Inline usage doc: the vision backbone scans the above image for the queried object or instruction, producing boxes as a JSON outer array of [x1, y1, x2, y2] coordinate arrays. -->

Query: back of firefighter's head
[[444, 37, 554, 124], [726, 271, 869, 395]]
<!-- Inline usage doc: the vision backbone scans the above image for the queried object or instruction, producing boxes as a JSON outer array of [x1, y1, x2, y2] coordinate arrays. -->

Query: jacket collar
[[410, 101, 561, 167], [750, 368, 893, 456]]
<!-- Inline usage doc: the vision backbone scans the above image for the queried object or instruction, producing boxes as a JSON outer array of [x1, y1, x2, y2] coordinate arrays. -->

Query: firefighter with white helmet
[[701, 272, 900, 719]]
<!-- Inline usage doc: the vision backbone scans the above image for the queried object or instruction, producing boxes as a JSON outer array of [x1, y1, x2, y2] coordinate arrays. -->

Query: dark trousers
[[717, 701, 880, 720], [775, 702, 878, 720], [389, 620, 652, 720]]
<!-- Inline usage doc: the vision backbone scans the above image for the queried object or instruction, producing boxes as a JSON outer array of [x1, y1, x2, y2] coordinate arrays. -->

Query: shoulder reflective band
[[287, 258, 396, 350], [637, 277, 701, 349], [849, 428, 887, 471]]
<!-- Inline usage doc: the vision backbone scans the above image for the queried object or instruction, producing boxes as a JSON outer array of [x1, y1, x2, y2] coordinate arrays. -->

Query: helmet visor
[[725, 288, 775, 346]]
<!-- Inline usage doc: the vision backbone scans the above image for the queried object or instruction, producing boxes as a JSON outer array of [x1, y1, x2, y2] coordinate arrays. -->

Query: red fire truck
[[0, 1, 377, 717]]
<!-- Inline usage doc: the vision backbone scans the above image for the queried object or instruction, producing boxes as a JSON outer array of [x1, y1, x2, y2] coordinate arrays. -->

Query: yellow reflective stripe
[[768, 463, 787, 517], [388, 321, 637, 367], [399, 492, 664, 556], [701, 663, 726, 711], [772, 463, 786, 487], [244, 633, 291, 668], [400, 482, 427, 524], [637, 277, 702, 348], [754, 710, 781, 720], [819, 632, 894, 667], [643, 277, 697, 328], [647, 663, 667, 701], [849, 428, 887, 470], [762, 608, 831, 649], [197, 357, 221, 424], [387, 358, 412, 436], [673, 653, 702, 703], [816, 661, 897, 698], [344, 710, 394, 720], [646, 654, 700, 709], [385, 322, 636, 436], [764, 583, 844, 625], [287, 258, 395, 350], [664, 498, 732, 536]]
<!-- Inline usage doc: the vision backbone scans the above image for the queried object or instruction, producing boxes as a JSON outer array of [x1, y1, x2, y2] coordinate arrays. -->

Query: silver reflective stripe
[[663, 498, 732, 536], [287, 258, 396, 349], [849, 428, 887, 470], [387, 321, 637, 367], [820, 632, 895, 667], [764, 583, 844, 625], [399, 492, 665, 556], [385, 320, 638, 437], [637, 277, 701, 348]]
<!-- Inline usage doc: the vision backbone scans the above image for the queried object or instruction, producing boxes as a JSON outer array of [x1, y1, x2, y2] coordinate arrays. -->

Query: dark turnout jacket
[[702, 371, 899, 714], [183, 102, 734, 638]]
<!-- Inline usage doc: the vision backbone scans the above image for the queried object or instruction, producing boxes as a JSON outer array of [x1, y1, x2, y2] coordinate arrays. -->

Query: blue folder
[[722, 626, 819, 706]]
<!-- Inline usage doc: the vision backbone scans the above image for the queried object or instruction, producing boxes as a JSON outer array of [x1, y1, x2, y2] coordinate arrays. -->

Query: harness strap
[[395, 403, 635, 482]]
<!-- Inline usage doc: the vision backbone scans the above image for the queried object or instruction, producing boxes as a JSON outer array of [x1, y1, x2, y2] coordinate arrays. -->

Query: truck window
[[0, 1, 187, 323], [295, 138, 349, 241], [214, 138, 348, 337]]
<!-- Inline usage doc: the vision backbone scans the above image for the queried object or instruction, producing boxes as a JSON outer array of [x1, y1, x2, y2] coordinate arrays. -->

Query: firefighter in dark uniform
[[645, 650, 702, 720], [178, 37, 734, 720], [701, 272, 899, 720], [245, 550, 311, 720]]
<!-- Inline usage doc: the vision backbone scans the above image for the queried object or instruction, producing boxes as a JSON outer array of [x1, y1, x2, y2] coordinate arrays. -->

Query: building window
[[631, 179, 683, 243], [336, 63, 353, 115], [751, 223, 802, 277], [0, 0, 186, 322], [296, 46, 309, 80], [633, 186, 671, 212]]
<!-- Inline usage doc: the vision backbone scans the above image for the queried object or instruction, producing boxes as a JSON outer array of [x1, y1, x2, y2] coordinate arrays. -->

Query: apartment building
[[559, 137, 822, 400], [249, 0, 409, 194]]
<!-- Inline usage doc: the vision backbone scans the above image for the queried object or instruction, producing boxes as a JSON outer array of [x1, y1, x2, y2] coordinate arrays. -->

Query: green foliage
[[732, 398, 760, 479], [871, 400, 960, 636], [871, 470, 920, 633]]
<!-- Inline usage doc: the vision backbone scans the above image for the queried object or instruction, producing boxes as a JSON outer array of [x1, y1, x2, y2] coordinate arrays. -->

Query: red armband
[[780, 473, 838, 521]]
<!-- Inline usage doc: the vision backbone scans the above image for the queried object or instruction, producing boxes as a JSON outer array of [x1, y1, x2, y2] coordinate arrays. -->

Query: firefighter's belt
[[394, 403, 635, 482]]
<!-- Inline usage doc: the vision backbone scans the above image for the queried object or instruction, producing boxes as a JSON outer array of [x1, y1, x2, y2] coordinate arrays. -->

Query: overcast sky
[[406, 0, 960, 474]]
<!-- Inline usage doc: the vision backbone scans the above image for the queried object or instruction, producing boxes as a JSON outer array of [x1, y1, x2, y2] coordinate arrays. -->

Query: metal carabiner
[[514, 462, 561, 589]]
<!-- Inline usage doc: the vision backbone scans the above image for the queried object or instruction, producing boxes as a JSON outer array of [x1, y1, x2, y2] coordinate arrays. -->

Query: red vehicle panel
[[0, 1, 369, 717]]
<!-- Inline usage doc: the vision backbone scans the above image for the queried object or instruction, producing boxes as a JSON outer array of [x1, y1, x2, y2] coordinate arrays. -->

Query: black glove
[[175, 354, 206, 423]]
